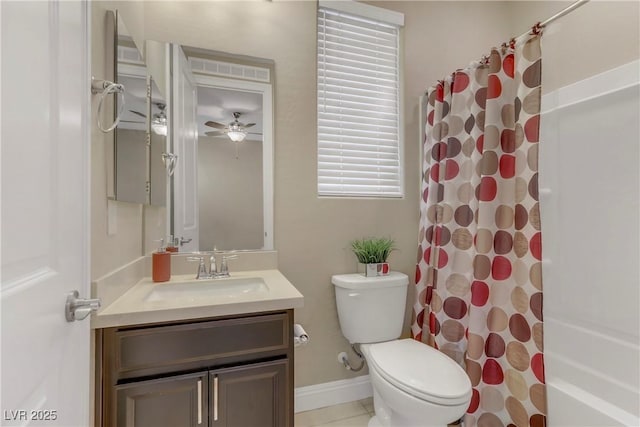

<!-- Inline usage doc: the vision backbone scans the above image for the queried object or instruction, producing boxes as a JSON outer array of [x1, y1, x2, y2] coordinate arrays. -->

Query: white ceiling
[[196, 86, 263, 141], [118, 64, 264, 141]]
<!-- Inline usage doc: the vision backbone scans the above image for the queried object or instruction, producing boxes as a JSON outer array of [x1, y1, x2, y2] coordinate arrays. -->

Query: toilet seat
[[365, 339, 472, 406]]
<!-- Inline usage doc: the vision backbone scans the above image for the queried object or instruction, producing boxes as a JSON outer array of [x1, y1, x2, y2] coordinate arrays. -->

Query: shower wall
[[539, 60, 639, 426]]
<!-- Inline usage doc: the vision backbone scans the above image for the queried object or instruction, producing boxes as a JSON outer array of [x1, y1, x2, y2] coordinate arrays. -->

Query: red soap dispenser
[[166, 235, 179, 253], [152, 239, 171, 282]]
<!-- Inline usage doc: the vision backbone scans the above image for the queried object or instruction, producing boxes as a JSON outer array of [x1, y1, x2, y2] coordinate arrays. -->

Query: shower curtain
[[413, 35, 547, 427]]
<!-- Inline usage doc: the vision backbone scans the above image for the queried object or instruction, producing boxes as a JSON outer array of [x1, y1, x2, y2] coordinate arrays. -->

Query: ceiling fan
[[204, 112, 258, 142], [129, 103, 168, 136]]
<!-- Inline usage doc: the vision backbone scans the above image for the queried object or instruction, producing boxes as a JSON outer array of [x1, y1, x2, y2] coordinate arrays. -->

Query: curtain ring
[[531, 22, 543, 35]]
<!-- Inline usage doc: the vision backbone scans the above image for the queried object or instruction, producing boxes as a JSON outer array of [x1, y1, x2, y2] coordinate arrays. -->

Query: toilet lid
[[366, 339, 471, 406]]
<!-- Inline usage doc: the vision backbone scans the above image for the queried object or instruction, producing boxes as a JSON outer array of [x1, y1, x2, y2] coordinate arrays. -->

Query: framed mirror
[[165, 45, 274, 252]]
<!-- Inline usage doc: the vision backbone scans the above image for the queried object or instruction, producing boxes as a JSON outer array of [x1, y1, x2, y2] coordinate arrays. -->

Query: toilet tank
[[332, 272, 409, 344]]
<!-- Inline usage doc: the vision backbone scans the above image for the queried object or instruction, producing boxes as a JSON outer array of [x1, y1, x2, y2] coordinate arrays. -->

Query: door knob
[[179, 237, 192, 246], [65, 290, 101, 322]]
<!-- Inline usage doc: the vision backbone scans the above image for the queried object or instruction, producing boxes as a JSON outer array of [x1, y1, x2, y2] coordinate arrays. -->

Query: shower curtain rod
[[513, 0, 590, 42]]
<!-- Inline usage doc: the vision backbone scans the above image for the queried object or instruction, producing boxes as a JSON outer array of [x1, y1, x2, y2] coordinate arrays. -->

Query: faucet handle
[[219, 254, 238, 276], [187, 255, 208, 279]]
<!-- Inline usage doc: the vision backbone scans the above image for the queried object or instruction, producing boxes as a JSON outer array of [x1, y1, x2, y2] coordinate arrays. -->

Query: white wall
[[539, 61, 640, 426]]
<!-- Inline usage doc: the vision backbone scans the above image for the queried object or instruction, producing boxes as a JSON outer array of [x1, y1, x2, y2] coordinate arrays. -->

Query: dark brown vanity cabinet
[[115, 372, 207, 427], [96, 310, 294, 427], [210, 360, 287, 426]]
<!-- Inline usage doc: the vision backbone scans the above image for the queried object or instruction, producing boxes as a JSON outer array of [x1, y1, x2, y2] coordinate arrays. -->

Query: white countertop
[[92, 269, 304, 329]]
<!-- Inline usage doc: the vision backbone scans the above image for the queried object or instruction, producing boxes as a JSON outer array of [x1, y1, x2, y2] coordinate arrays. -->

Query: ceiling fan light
[[227, 130, 246, 142], [151, 121, 168, 136]]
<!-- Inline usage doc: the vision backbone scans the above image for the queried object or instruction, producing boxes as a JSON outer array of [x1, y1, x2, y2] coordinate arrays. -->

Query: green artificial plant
[[350, 237, 395, 264]]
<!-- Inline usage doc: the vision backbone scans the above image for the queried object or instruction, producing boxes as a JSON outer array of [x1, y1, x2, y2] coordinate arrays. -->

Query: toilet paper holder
[[294, 324, 309, 347]]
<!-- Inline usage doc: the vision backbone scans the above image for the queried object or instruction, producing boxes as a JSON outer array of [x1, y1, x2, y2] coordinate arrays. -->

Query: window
[[317, 2, 404, 197]]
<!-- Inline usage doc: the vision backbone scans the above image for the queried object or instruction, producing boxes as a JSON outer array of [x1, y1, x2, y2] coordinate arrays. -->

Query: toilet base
[[368, 362, 469, 427]]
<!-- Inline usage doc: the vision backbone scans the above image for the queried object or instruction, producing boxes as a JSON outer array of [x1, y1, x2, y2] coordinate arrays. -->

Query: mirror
[[197, 87, 265, 250], [111, 11, 166, 206], [164, 44, 274, 252]]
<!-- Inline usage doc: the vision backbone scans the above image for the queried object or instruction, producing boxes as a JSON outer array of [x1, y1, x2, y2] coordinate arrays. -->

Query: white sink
[[145, 277, 268, 302]]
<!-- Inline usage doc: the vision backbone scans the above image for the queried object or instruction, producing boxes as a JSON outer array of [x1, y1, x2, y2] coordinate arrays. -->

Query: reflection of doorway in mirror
[[197, 87, 264, 251], [198, 135, 264, 251]]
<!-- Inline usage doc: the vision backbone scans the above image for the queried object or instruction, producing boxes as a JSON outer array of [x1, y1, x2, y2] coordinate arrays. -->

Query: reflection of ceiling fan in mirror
[[204, 112, 259, 142], [129, 103, 168, 136]]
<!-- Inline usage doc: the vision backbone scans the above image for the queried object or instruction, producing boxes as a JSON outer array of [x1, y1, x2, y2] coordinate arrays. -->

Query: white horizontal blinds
[[318, 7, 402, 197]]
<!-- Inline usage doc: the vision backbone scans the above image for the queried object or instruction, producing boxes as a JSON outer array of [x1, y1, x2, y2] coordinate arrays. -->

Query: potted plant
[[350, 237, 395, 277]]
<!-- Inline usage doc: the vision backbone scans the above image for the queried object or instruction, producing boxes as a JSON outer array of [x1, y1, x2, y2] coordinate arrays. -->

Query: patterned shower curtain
[[412, 35, 546, 427]]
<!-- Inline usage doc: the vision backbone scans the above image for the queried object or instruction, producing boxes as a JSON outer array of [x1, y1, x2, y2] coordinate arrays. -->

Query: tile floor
[[295, 399, 463, 427], [295, 398, 374, 427]]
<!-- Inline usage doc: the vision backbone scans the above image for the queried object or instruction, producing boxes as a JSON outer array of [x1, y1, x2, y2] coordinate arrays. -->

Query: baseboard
[[295, 375, 373, 413]]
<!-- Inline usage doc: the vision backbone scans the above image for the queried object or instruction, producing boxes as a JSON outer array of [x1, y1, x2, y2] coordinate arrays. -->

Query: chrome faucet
[[188, 252, 237, 279]]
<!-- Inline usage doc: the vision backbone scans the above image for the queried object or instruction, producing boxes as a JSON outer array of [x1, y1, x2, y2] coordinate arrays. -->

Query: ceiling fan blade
[[205, 130, 225, 136], [129, 110, 147, 118], [205, 121, 226, 129], [236, 122, 256, 128]]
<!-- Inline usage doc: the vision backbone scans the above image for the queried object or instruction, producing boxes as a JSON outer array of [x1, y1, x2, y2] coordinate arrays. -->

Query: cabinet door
[[211, 359, 289, 427], [116, 372, 208, 427]]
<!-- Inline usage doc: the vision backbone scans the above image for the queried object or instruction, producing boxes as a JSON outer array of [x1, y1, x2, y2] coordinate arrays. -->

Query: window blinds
[[317, 7, 402, 197]]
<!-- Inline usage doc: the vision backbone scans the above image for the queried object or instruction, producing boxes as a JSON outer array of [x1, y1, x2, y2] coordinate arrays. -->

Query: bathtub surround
[[414, 36, 546, 426], [539, 61, 640, 426]]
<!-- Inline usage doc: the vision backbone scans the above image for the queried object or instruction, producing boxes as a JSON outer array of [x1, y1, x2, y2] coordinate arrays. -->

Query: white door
[[1, 1, 91, 426], [171, 44, 199, 252]]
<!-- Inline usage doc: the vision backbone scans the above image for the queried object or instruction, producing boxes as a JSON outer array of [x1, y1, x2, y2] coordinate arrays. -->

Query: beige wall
[[141, 1, 512, 386], [92, 0, 639, 388], [508, 1, 640, 93]]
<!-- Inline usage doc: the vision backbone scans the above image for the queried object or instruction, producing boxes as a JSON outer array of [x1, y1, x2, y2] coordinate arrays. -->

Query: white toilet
[[332, 272, 472, 427]]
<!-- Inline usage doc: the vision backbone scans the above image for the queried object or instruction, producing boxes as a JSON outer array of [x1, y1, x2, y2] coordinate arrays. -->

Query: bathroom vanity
[[92, 259, 303, 427], [96, 310, 293, 426]]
